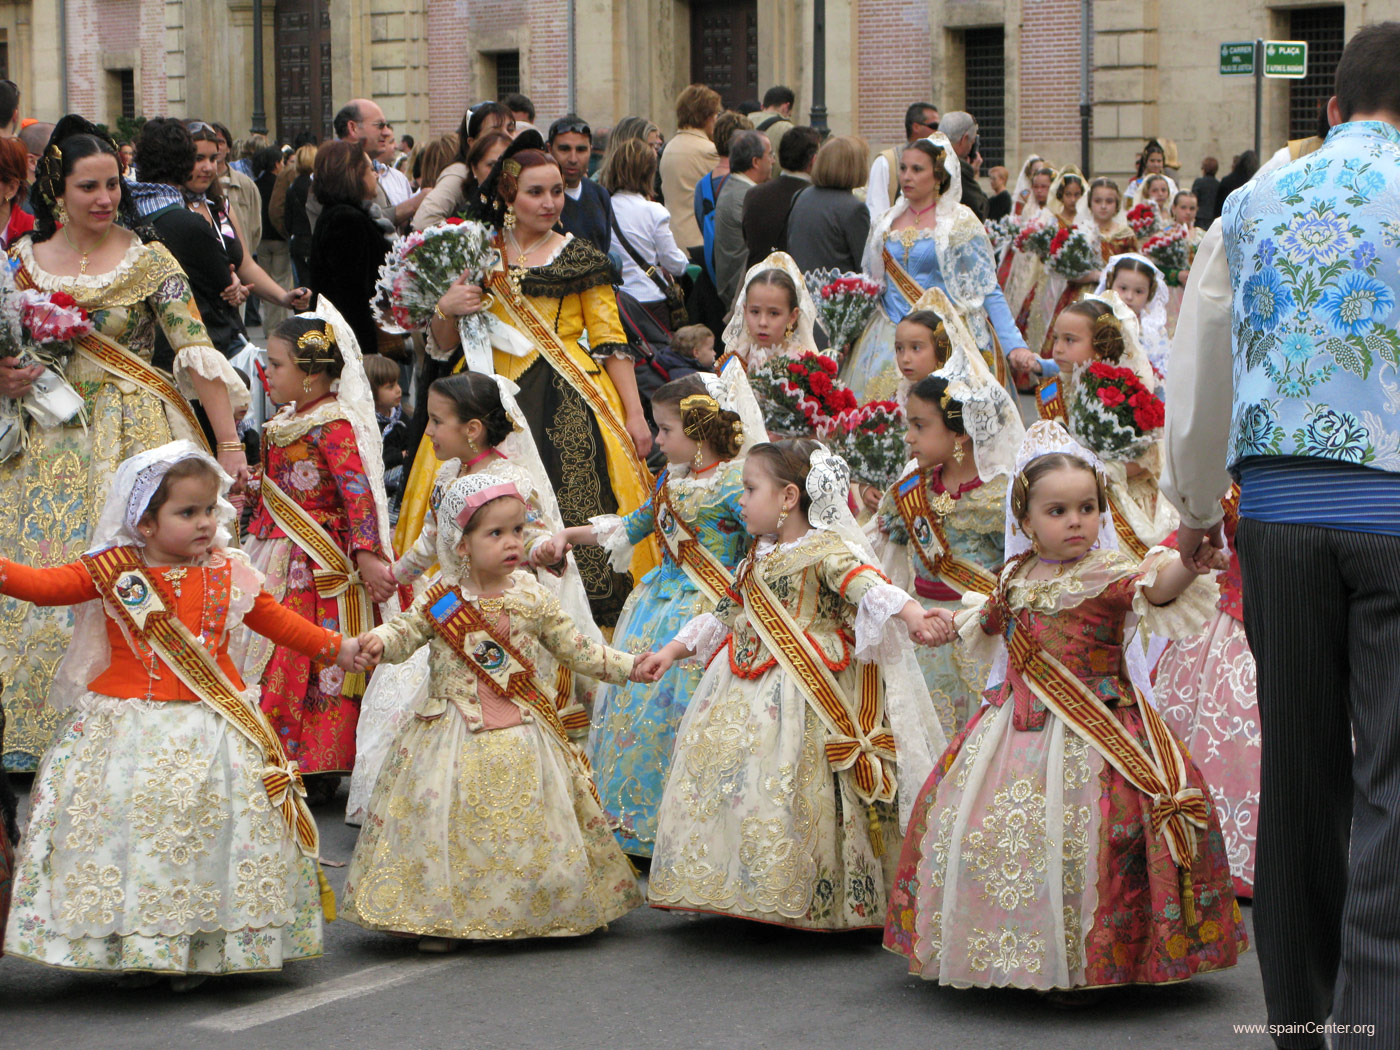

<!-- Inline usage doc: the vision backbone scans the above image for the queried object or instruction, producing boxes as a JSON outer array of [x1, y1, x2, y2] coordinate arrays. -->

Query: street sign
[[1264, 40, 1308, 78], [1220, 41, 1255, 75]]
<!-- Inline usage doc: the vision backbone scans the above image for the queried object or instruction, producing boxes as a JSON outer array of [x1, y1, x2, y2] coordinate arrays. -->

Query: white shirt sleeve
[[866, 154, 891, 219], [1160, 218, 1235, 529]]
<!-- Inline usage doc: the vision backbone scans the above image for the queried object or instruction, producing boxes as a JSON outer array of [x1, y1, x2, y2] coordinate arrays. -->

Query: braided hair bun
[[1062, 299, 1126, 364], [429, 372, 514, 447], [653, 374, 744, 459]]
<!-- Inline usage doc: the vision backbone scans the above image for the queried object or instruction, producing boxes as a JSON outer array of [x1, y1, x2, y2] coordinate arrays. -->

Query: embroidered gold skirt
[[342, 715, 641, 939]]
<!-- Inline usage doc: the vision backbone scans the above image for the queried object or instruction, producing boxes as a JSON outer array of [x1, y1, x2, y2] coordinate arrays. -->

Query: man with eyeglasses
[[548, 114, 612, 254], [307, 99, 420, 233], [866, 102, 939, 219]]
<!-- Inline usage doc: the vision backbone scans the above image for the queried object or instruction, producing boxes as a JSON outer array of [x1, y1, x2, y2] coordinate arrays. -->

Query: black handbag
[[610, 212, 689, 331]]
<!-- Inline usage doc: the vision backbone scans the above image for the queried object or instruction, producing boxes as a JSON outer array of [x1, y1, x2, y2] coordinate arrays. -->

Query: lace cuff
[[954, 590, 1003, 669], [225, 549, 266, 627], [675, 612, 728, 664], [424, 324, 457, 363], [589, 514, 633, 574], [1131, 546, 1220, 640], [174, 344, 251, 413], [853, 582, 916, 663], [590, 341, 635, 363]]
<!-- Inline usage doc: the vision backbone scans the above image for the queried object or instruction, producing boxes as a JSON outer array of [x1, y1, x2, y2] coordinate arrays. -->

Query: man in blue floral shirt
[[1162, 23, 1400, 1050]]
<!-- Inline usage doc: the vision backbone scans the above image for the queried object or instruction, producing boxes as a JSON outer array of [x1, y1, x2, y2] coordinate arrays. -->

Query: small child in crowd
[[363, 354, 409, 514]]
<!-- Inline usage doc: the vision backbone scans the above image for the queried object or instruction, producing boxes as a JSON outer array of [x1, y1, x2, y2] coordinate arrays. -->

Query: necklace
[[506, 230, 554, 299], [476, 595, 506, 617], [1037, 552, 1087, 578], [896, 202, 935, 264], [63, 223, 113, 276]]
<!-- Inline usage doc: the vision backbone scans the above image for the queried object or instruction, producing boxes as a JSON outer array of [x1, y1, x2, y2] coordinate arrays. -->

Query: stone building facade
[[0, 0, 1383, 186]]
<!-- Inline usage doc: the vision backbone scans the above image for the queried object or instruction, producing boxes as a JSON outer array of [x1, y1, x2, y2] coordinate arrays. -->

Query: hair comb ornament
[[294, 323, 339, 367], [502, 158, 522, 177], [1094, 313, 1123, 332]]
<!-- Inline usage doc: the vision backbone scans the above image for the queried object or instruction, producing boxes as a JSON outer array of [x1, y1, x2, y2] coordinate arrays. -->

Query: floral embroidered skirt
[[883, 699, 1246, 988], [590, 580, 709, 858], [3, 694, 322, 974], [236, 534, 359, 774], [913, 594, 991, 735], [1156, 611, 1260, 898], [342, 714, 641, 939], [649, 660, 899, 930]]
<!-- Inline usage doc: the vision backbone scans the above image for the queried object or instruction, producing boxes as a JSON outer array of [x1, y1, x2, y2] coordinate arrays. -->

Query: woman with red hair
[[0, 136, 33, 248]]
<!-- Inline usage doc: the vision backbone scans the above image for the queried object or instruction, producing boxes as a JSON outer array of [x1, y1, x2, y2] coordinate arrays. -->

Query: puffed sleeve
[[243, 591, 342, 663], [317, 419, 386, 557], [146, 243, 252, 413], [368, 594, 436, 665], [0, 558, 99, 605], [578, 283, 634, 362], [530, 587, 635, 684], [816, 544, 922, 662], [590, 489, 657, 574]]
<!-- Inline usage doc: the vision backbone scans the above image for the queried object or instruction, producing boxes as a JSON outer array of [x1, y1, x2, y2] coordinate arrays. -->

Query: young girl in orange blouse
[[0, 441, 357, 985]]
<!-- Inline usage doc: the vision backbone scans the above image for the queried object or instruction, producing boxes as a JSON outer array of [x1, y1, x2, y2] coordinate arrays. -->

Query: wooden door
[[275, 0, 333, 142], [690, 0, 759, 109]]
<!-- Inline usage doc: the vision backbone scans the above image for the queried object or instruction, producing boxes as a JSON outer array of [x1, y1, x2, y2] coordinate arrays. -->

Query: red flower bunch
[[821, 399, 908, 489], [1141, 224, 1192, 276], [1014, 216, 1057, 260], [751, 351, 855, 435], [1069, 360, 1165, 458], [803, 268, 881, 356], [17, 287, 93, 346], [1127, 202, 1159, 238], [1046, 227, 1097, 279]]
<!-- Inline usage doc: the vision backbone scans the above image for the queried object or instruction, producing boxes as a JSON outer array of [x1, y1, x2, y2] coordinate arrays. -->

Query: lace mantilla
[[517, 238, 614, 299]]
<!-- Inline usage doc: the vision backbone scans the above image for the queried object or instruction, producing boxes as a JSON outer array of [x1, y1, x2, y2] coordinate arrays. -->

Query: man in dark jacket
[[741, 126, 821, 263], [941, 111, 988, 221], [549, 115, 612, 254]]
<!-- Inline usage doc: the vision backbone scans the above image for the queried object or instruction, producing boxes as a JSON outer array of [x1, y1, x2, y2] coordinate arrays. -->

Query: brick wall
[[855, 0, 931, 149], [1020, 0, 1083, 143]]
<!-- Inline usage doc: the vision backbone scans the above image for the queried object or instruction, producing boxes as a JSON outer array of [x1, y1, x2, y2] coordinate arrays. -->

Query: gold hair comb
[[1094, 313, 1122, 331], [503, 158, 522, 177]]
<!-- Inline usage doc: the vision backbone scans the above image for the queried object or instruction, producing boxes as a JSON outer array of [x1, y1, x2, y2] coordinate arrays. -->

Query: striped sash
[[891, 469, 998, 596], [652, 472, 736, 607]]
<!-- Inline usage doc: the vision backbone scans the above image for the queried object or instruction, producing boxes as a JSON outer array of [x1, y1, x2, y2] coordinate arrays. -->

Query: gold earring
[[466, 437, 479, 456], [504, 205, 517, 231], [302, 375, 314, 393], [55, 198, 69, 225], [776, 508, 789, 531], [693, 446, 705, 469], [951, 441, 965, 464], [784, 321, 797, 340]]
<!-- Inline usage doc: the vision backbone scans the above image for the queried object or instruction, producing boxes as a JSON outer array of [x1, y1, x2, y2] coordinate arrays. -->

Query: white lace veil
[[920, 286, 1025, 483], [721, 251, 820, 369], [1012, 153, 1046, 217], [804, 445, 948, 830], [1093, 254, 1171, 377], [51, 440, 239, 712], [310, 296, 401, 616], [1076, 176, 1128, 238], [708, 357, 767, 458], [861, 132, 964, 288], [1044, 166, 1085, 226]]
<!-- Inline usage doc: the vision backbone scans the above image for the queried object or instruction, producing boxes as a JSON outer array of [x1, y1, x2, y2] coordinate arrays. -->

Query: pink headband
[[454, 482, 525, 529]]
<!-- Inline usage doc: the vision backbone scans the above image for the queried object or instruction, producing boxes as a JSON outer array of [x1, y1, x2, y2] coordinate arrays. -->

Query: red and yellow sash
[[1003, 609, 1207, 916], [420, 582, 596, 793], [738, 561, 894, 804], [82, 546, 320, 859], [260, 474, 373, 696], [13, 264, 209, 450], [891, 470, 998, 597], [882, 246, 1009, 387], [652, 473, 736, 607], [1109, 498, 1151, 559], [486, 266, 653, 499]]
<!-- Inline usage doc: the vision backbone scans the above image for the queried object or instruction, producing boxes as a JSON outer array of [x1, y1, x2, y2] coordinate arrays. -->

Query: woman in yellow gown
[[404, 142, 656, 627]]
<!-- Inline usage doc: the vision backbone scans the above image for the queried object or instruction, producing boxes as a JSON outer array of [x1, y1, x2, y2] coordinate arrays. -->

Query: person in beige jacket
[[658, 84, 721, 253]]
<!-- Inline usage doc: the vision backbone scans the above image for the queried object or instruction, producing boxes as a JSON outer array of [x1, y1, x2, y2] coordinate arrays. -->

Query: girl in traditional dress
[[410, 142, 657, 629], [1154, 488, 1259, 898], [1009, 154, 1048, 218], [884, 420, 1247, 994], [1, 441, 357, 984], [873, 291, 1025, 732], [1140, 173, 1173, 224], [640, 440, 950, 930], [345, 371, 600, 824], [720, 252, 818, 372], [0, 116, 250, 772], [234, 301, 397, 801], [542, 369, 761, 859], [998, 164, 1055, 319], [1042, 294, 1177, 556], [1094, 253, 1171, 384], [343, 475, 647, 949], [844, 134, 1035, 405], [1162, 191, 1205, 337], [1021, 167, 1085, 358], [1123, 140, 1179, 209]]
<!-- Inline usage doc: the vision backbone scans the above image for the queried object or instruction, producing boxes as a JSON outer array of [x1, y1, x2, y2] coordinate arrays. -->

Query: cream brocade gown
[[342, 572, 641, 939], [0, 237, 244, 771], [648, 529, 903, 930]]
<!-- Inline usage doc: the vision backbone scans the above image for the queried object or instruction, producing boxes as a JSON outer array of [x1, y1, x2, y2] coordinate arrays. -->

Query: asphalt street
[[1, 782, 1273, 1050]]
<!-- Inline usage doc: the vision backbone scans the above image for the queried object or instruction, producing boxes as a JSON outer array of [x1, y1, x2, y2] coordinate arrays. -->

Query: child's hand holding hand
[[355, 551, 398, 603], [534, 531, 571, 567], [354, 632, 384, 671], [900, 601, 956, 647], [336, 635, 361, 671], [632, 651, 671, 682]]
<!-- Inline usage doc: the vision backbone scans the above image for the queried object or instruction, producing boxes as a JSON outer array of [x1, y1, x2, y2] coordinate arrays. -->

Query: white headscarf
[[1012, 154, 1047, 219], [1093, 253, 1171, 379], [721, 251, 820, 371], [1043, 166, 1085, 226], [861, 131, 964, 287], [52, 441, 240, 711]]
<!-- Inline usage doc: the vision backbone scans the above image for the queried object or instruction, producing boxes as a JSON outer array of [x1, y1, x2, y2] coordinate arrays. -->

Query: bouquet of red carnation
[[373, 218, 500, 363], [749, 351, 857, 436], [803, 269, 881, 358], [0, 264, 93, 454], [1126, 202, 1159, 239], [820, 399, 908, 490], [1046, 227, 1098, 279], [984, 216, 1020, 260], [1013, 215, 1057, 261], [1067, 360, 1165, 460], [1141, 225, 1192, 277]]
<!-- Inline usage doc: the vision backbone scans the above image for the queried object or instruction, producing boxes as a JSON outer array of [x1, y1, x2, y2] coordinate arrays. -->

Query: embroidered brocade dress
[[1154, 502, 1259, 898], [884, 550, 1247, 989], [648, 529, 904, 930], [875, 468, 1005, 731], [0, 239, 245, 771], [342, 572, 641, 939], [588, 460, 748, 857], [0, 549, 340, 974], [345, 454, 555, 825], [1020, 212, 1076, 356], [237, 399, 387, 774]]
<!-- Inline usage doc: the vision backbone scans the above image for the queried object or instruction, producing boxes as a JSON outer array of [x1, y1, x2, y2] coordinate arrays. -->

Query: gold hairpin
[[1095, 313, 1122, 331], [503, 158, 522, 177]]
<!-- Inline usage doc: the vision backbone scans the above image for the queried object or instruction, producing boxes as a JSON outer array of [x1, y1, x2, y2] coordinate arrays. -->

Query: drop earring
[[693, 446, 705, 469], [303, 375, 314, 393], [504, 205, 517, 232], [951, 440, 965, 464], [55, 198, 69, 226], [775, 507, 789, 531]]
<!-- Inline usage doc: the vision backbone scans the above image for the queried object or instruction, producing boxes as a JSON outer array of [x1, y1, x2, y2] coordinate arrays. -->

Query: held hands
[[1177, 521, 1226, 575], [216, 444, 252, 494], [353, 632, 384, 671], [335, 635, 361, 671], [355, 550, 398, 603], [632, 651, 673, 682], [437, 273, 486, 319], [860, 484, 883, 513], [1008, 346, 1044, 376], [900, 601, 957, 647], [534, 531, 573, 568], [221, 266, 254, 306]]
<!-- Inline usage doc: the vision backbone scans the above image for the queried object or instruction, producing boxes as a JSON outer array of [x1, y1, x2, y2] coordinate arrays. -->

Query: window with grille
[[494, 51, 521, 100], [118, 70, 135, 119], [1289, 7, 1344, 139], [0, 40, 9, 82], [964, 28, 1005, 169]]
